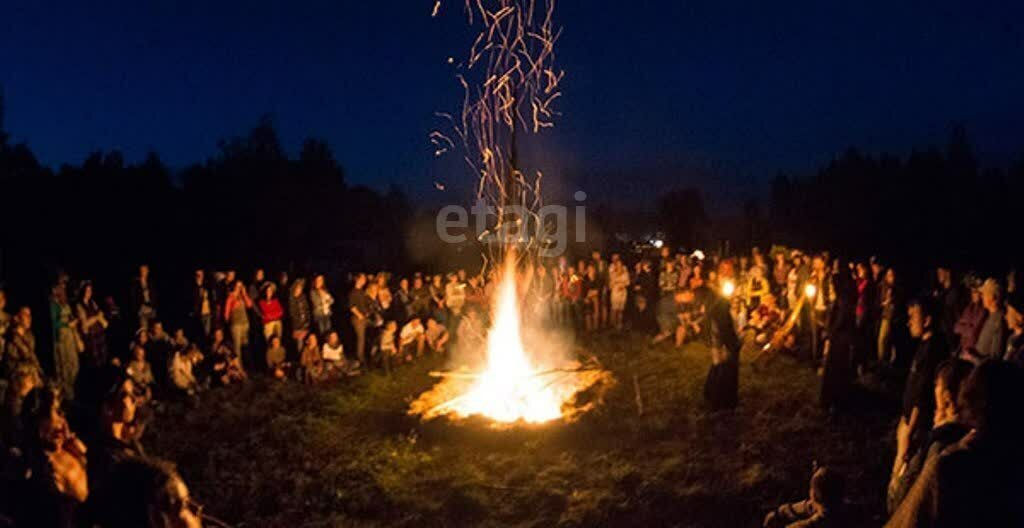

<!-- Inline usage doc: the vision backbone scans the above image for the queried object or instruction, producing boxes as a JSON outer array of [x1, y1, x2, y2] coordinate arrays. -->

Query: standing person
[[953, 278, 985, 356], [744, 265, 770, 309], [50, 282, 81, 401], [877, 268, 898, 365], [697, 274, 742, 411], [375, 273, 394, 319], [591, 251, 609, 329], [190, 269, 214, 343], [248, 269, 268, 303], [5, 306, 42, 379], [130, 264, 157, 331], [530, 264, 554, 323], [820, 267, 857, 412], [429, 274, 446, 324], [608, 254, 630, 331], [257, 283, 285, 344], [808, 255, 834, 361], [309, 274, 334, 336], [965, 278, 1006, 363], [932, 266, 963, 351], [409, 276, 431, 321], [444, 273, 466, 322], [394, 277, 412, 322], [854, 262, 877, 371], [658, 260, 679, 299], [771, 252, 790, 300], [348, 274, 371, 366], [1004, 290, 1024, 365], [223, 280, 253, 368], [900, 299, 950, 438], [582, 264, 601, 333], [75, 282, 108, 368], [288, 279, 311, 352], [217, 270, 237, 312]]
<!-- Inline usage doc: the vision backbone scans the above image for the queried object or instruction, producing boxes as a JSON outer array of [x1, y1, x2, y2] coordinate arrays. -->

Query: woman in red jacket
[[258, 283, 285, 343]]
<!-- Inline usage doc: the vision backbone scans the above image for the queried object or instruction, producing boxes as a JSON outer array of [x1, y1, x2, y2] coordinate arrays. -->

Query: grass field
[[148, 333, 896, 527]]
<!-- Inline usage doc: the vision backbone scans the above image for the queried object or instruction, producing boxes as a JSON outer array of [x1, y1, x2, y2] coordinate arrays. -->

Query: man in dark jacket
[[129, 265, 157, 331], [900, 299, 950, 437], [699, 275, 742, 411], [189, 269, 214, 343]]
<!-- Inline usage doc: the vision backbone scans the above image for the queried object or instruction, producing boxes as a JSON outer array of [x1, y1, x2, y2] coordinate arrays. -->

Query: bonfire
[[409, 258, 611, 425]]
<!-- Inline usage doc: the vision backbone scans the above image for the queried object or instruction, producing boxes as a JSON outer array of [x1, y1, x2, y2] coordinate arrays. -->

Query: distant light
[[652, 239, 664, 249], [722, 280, 736, 298], [805, 284, 817, 299], [691, 250, 705, 261]]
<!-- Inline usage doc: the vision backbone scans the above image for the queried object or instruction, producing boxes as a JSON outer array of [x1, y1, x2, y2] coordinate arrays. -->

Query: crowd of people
[[1, 244, 1023, 527]]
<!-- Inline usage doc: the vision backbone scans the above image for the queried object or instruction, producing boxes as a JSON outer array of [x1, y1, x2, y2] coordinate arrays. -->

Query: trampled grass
[[148, 333, 895, 527]]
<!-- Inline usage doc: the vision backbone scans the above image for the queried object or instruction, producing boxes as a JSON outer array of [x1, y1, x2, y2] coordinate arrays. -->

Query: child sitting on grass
[[763, 465, 846, 528], [266, 335, 289, 379], [125, 344, 154, 406]]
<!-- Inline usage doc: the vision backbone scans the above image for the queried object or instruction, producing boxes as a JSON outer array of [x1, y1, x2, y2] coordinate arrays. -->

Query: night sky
[[2, 0, 1023, 210]]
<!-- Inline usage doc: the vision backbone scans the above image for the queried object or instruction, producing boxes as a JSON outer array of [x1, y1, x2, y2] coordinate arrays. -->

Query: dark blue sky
[[2, 0, 1022, 210]]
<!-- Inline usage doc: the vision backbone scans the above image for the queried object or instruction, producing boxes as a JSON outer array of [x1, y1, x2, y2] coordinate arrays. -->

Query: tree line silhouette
[[766, 123, 1022, 273], [1, 89, 1019, 307]]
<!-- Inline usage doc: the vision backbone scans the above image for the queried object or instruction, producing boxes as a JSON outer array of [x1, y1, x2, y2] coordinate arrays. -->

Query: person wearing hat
[[964, 278, 1006, 364], [1003, 289, 1024, 365]]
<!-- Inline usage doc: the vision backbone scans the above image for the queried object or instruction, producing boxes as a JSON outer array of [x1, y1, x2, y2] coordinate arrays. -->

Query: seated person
[[299, 333, 323, 385], [322, 331, 359, 378], [763, 465, 846, 528], [125, 344, 154, 406], [749, 293, 783, 337], [400, 318, 426, 360], [265, 335, 288, 379], [209, 328, 246, 386], [168, 344, 204, 398], [2, 364, 42, 451], [424, 318, 450, 354], [652, 289, 698, 348], [379, 321, 398, 365]]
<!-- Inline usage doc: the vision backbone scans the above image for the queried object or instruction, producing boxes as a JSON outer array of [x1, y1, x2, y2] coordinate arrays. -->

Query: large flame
[[410, 260, 609, 425], [449, 273, 564, 423]]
